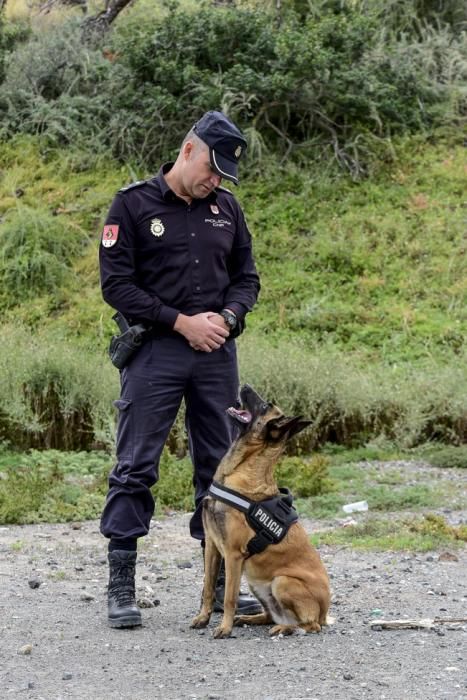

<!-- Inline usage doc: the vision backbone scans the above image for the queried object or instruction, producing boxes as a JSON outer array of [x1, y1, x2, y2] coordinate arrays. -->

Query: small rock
[[372, 625, 383, 632], [28, 578, 41, 589], [137, 597, 155, 608], [62, 672, 73, 680], [438, 552, 459, 562], [177, 561, 193, 569], [18, 644, 33, 655], [80, 593, 96, 602], [152, 599, 161, 607], [70, 522, 82, 530], [343, 672, 354, 680]]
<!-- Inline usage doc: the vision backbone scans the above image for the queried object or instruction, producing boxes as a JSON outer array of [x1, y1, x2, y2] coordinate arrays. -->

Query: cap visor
[[210, 148, 239, 185]]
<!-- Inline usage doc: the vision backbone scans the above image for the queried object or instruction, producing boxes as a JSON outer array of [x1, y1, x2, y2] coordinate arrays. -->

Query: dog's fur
[[191, 385, 330, 638]]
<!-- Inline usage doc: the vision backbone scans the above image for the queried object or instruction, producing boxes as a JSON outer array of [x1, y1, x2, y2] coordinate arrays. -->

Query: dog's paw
[[212, 625, 232, 639], [269, 624, 295, 636], [190, 614, 210, 629]]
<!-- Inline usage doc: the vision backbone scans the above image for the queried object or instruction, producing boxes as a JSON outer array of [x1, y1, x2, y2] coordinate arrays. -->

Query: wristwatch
[[220, 308, 237, 332]]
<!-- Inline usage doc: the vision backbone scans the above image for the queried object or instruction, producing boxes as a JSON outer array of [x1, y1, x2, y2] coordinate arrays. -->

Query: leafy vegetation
[[1, 1, 465, 173], [0, 1, 466, 532], [298, 456, 466, 519], [312, 514, 467, 551]]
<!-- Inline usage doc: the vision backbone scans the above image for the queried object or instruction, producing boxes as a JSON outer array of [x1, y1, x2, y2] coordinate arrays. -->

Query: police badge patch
[[150, 218, 165, 237], [210, 204, 219, 215], [102, 224, 119, 248]]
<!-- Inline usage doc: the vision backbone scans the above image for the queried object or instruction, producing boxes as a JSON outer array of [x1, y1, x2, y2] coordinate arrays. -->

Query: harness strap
[[208, 481, 298, 557]]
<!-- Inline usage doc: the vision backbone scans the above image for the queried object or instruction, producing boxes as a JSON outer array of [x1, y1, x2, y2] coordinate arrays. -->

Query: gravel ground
[[1, 464, 467, 700]]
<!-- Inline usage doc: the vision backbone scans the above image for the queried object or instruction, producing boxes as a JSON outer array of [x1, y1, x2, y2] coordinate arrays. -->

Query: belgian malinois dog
[[191, 384, 330, 638]]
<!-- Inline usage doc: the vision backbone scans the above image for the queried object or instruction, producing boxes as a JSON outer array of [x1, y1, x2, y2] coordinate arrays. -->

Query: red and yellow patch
[[101, 224, 119, 248]]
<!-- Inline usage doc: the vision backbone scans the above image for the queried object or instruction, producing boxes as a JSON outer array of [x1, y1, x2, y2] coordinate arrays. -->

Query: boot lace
[[109, 563, 136, 607]]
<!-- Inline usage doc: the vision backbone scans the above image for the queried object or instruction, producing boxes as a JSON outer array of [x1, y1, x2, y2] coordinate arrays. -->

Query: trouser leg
[[185, 340, 239, 541], [100, 336, 189, 540]]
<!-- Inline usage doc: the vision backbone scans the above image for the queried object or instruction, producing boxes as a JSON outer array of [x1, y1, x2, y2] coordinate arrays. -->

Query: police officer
[[99, 111, 261, 628]]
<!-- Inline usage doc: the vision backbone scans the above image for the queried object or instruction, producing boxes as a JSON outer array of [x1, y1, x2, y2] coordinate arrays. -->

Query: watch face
[[222, 311, 236, 329]]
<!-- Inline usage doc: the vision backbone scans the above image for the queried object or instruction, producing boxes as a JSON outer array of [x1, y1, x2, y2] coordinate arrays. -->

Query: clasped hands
[[173, 312, 230, 352]]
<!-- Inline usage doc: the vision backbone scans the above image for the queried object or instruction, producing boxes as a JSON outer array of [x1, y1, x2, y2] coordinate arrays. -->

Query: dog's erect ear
[[267, 415, 312, 442]]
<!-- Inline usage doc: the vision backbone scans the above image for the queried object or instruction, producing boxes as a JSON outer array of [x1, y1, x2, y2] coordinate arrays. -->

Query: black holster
[[108, 312, 150, 369]]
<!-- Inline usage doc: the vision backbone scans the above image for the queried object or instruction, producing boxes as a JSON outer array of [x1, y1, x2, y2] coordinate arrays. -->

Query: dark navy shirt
[[99, 163, 260, 329]]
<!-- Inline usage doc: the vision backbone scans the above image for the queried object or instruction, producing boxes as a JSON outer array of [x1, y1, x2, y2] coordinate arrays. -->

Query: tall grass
[[238, 334, 467, 450], [1, 324, 466, 451], [0, 325, 118, 450]]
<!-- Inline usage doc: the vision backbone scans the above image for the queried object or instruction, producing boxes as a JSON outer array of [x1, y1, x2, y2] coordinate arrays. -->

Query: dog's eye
[[261, 403, 268, 412]]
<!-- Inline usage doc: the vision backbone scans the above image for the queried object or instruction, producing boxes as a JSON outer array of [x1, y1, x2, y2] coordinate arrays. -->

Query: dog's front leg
[[213, 554, 243, 639], [191, 537, 221, 629]]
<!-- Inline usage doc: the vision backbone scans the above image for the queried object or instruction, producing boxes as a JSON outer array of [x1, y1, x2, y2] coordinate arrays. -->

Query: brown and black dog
[[191, 384, 330, 638]]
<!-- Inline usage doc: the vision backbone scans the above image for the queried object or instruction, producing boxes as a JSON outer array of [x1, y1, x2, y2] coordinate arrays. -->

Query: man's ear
[[267, 416, 312, 442], [183, 140, 194, 160]]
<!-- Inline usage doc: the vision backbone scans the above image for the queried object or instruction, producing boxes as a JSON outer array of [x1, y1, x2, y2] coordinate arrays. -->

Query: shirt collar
[[156, 162, 218, 204]]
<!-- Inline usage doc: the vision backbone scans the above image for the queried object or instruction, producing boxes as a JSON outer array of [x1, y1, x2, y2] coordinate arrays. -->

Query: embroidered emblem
[[234, 145, 242, 159], [102, 224, 119, 248], [210, 204, 219, 215], [150, 218, 165, 237]]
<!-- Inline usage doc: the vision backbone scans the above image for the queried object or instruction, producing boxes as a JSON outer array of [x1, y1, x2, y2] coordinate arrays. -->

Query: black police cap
[[193, 110, 247, 185]]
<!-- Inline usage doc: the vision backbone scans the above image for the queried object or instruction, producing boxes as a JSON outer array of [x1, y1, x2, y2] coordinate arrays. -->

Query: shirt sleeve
[[98, 193, 179, 326], [223, 203, 260, 320]]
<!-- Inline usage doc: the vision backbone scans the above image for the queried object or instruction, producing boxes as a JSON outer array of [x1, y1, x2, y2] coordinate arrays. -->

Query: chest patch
[[102, 224, 119, 248], [150, 218, 165, 237]]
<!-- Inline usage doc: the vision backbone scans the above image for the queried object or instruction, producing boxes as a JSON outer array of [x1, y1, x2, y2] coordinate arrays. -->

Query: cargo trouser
[[100, 333, 239, 542]]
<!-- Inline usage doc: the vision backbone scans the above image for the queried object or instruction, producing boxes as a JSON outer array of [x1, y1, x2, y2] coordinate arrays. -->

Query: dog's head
[[227, 384, 311, 448]]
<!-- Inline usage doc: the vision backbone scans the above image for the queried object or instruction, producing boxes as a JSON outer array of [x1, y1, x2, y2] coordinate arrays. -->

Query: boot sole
[[213, 601, 263, 615], [108, 615, 142, 628]]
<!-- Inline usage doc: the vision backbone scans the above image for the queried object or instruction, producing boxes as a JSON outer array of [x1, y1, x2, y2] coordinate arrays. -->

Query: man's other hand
[[174, 312, 229, 352]]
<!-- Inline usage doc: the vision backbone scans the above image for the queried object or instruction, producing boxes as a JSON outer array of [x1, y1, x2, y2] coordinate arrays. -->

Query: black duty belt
[[207, 481, 299, 557]]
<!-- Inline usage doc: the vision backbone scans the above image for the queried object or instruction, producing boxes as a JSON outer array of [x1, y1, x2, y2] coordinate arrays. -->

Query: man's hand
[[174, 312, 229, 352]]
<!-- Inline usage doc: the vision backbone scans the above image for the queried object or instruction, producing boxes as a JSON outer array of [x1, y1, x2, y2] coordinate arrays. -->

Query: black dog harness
[[208, 481, 299, 557]]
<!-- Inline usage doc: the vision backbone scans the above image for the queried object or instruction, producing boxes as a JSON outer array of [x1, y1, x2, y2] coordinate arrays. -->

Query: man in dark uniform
[[99, 111, 261, 628]]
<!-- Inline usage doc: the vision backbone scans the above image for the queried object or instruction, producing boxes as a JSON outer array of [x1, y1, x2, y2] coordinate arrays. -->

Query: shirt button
[[191, 232, 196, 237], [195, 286, 201, 291], [194, 259, 199, 264]]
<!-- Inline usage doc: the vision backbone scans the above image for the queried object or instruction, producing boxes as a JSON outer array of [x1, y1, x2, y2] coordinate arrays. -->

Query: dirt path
[[1, 504, 466, 700]]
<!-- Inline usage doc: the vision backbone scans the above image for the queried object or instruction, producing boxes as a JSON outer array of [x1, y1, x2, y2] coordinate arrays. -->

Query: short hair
[[182, 129, 207, 153]]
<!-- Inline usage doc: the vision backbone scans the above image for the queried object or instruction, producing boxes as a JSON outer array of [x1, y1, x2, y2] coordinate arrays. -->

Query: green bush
[[0, 449, 109, 524], [0, 205, 87, 307], [1, 3, 465, 172], [0, 325, 118, 450], [276, 454, 333, 497], [237, 334, 467, 449], [423, 445, 467, 469]]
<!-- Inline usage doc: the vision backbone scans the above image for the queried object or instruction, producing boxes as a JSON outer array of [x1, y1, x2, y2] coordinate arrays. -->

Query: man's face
[[181, 141, 222, 199]]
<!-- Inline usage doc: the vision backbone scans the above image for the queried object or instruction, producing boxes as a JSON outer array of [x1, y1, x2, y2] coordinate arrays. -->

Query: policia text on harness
[[207, 481, 298, 557]]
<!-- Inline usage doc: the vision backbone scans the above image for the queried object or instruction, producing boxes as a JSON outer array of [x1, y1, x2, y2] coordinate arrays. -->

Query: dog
[[191, 384, 330, 638]]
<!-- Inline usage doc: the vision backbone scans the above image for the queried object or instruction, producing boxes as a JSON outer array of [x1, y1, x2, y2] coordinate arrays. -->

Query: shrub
[[424, 446, 467, 469], [0, 325, 118, 450], [237, 334, 467, 449], [276, 454, 333, 497], [1, 4, 465, 173], [0, 205, 87, 307]]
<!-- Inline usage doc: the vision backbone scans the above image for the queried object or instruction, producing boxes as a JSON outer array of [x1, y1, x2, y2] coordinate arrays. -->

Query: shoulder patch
[[118, 180, 148, 194]]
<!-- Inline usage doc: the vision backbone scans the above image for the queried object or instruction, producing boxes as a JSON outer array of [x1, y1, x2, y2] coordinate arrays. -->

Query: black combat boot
[[213, 559, 263, 615], [107, 550, 142, 628]]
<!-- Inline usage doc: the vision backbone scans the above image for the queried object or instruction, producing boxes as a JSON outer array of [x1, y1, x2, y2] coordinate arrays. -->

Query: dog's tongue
[[227, 406, 252, 424]]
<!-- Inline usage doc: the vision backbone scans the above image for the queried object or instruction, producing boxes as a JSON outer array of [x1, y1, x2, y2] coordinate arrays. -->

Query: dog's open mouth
[[227, 406, 252, 424]]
